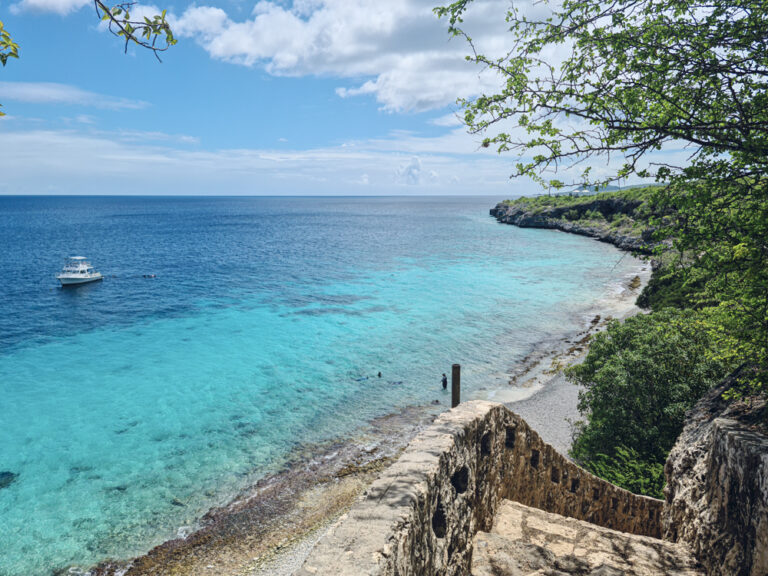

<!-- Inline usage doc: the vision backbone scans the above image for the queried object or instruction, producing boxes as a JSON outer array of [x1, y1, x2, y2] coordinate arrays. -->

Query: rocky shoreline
[[85, 406, 439, 576], [80, 291, 644, 576], [490, 197, 655, 253], [78, 217, 650, 576]]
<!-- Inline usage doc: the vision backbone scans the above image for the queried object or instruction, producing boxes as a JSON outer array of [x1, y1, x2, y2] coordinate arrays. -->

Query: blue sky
[[2, 0, 547, 195], [1, 0, 666, 196]]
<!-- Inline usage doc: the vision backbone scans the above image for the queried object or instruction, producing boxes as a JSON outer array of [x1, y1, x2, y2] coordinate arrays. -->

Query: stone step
[[471, 500, 703, 576]]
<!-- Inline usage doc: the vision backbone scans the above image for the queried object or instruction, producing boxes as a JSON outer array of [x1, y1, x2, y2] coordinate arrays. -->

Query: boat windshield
[[61, 258, 96, 273]]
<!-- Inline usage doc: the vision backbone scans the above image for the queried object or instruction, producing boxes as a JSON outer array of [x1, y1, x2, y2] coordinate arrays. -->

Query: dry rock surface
[[490, 200, 654, 253], [472, 500, 702, 576], [664, 379, 768, 576]]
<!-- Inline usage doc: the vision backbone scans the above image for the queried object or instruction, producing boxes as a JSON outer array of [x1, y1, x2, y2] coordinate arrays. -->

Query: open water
[[0, 196, 641, 575]]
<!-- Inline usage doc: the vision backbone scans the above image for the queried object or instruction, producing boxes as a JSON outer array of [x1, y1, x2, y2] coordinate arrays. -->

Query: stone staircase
[[298, 396, 767, 576], [472, 500, 703, 576]]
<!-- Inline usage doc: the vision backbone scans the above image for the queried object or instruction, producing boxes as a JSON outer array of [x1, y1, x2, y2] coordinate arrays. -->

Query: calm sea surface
[[0, 196, 640, 575]]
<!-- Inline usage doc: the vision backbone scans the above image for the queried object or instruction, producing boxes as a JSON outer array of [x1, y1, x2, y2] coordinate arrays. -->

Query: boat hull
[[58, 275, 103, 286]]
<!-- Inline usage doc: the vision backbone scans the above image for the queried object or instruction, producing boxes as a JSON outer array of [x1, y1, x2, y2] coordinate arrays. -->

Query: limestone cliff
[[664, 377, 768, 576], [490, 196, 655, 253]]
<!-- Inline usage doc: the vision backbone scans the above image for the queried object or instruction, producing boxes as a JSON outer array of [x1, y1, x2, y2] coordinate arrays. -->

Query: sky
[[0, 0, 658, 196], [0, 0, 536, 195]]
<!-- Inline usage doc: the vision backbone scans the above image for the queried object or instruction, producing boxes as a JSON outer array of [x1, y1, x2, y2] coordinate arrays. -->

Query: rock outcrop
[[490, 198, 654, 253], [664, 381, 768, 576]]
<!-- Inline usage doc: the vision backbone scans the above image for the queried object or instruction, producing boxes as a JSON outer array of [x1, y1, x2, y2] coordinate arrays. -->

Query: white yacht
[[57, 256, 103, 286]]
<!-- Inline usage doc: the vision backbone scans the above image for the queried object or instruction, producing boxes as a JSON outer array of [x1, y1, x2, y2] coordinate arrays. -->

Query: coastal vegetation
[[497, 183, 758, 496], [565, 309, 732, 498], [439, 0, 767, 495], [499, 187, 657, 242]]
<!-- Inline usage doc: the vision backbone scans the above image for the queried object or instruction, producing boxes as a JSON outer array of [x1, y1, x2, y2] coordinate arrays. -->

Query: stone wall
[[296, 401, 662, 576], [664, 383, 768, 576]]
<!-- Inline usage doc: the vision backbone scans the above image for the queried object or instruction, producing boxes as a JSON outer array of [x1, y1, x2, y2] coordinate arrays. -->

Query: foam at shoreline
[[0, 196, 651, 575], [87, 256, 650, 576]]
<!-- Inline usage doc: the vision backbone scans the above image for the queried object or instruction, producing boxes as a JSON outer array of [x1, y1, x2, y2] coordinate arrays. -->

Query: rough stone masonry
[[664, 381, 768, 576], [296, 401, 662, 576], [297, 386, 767, 576]]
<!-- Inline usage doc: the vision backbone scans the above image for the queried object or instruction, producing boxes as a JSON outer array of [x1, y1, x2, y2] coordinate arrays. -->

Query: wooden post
[[451, 363, 461, 408]]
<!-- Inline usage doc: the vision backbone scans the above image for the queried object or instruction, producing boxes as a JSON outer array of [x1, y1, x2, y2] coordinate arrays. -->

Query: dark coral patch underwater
[[0, 470, 18, 490]]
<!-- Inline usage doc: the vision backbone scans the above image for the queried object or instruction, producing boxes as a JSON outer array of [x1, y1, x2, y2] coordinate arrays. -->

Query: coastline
[[88, 406, 438, 576], [84, 249, 650, 576], [501, 261, 650, 455], [489, 196, 655, 254]]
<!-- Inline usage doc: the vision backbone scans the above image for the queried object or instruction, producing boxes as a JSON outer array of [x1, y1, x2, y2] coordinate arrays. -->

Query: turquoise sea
[[0, 196, 642, 575]]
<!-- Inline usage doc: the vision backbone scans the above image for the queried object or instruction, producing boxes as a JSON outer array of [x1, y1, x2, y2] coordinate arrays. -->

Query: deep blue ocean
[[0, 196, 641, 575]]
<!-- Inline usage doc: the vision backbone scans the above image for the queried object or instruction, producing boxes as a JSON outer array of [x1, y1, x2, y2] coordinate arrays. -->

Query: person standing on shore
[[441, 373, 447, 390]]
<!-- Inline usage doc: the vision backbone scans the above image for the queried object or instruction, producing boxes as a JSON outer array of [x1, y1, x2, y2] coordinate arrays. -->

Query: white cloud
[[0, 128, 524, 195], [0, 82, 149, 109], [396, 156, 423, 185], [430, 113, 464, 127], [11, 0, 87, 14], [7, 0, 555, 115], [171, 0, 514, 112], [393, 156, 439, 185], [112, 129, 200, 144], [7, 0, 569, 118]]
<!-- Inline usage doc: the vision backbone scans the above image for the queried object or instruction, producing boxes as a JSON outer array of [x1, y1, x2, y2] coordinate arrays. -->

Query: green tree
[[652, 179, 768, 394], [435, 0, 768, 188], [0, 19, 20, 116], [565, 310, 731, 481], [94, 0, 176, 59], [0, 20, 19, 67], [436, 0, 768, 391]]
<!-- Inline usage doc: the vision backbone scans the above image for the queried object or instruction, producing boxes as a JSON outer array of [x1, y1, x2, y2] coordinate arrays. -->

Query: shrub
[[583, 446, 665, 499], [566, 309, 731, 467]]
